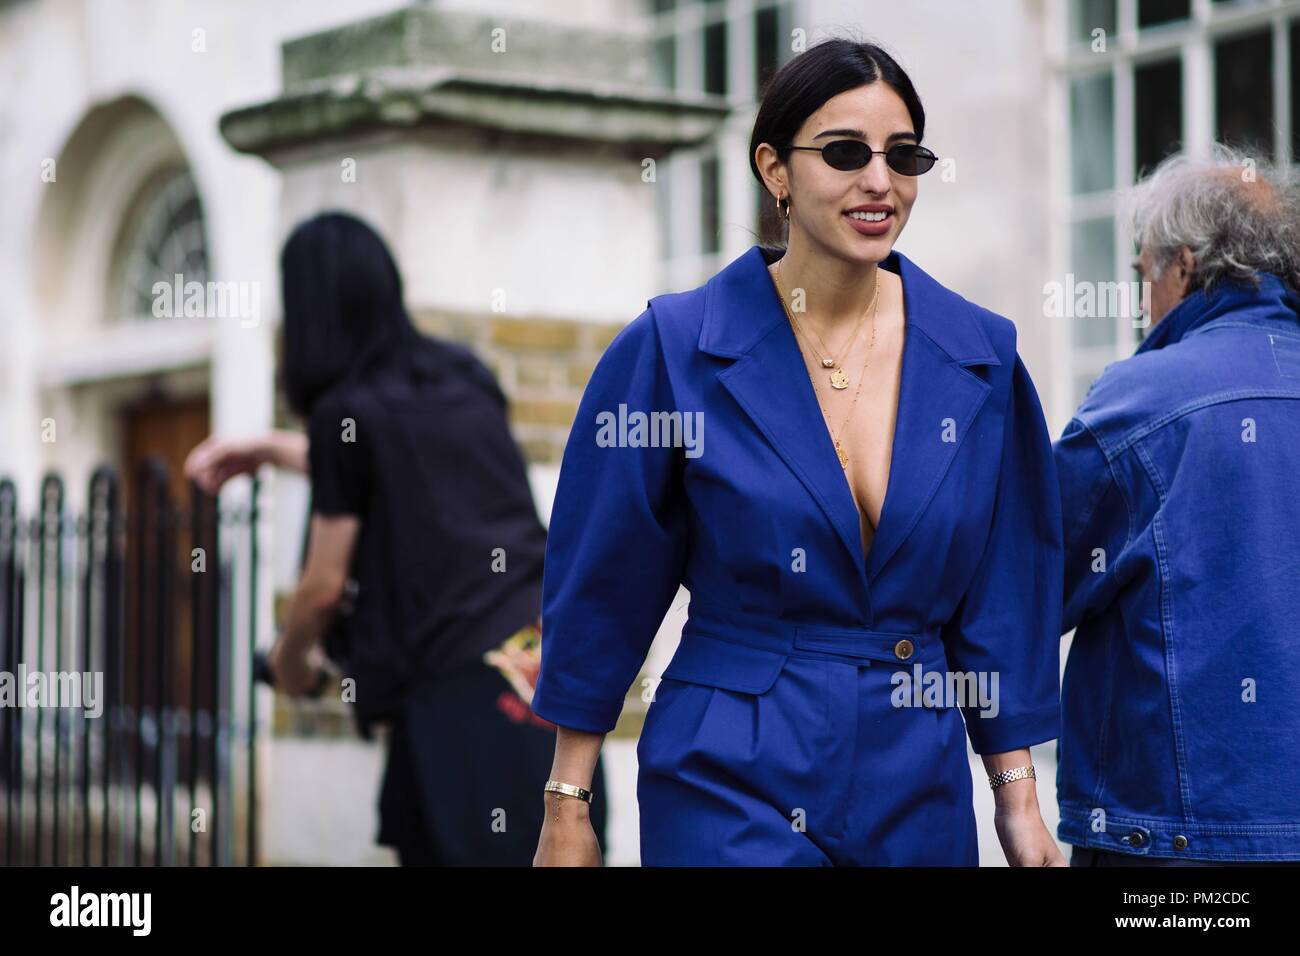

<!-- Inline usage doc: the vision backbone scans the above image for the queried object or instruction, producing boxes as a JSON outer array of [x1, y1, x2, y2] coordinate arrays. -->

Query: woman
[[531, 39, 1063, 866], [185, 211, 608, 865]]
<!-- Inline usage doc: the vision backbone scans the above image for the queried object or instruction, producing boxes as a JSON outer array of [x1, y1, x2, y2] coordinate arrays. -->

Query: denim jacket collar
[[1137, 271, 1300, 356]]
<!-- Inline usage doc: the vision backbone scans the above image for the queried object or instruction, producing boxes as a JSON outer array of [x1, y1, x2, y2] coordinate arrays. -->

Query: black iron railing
[[0, 462, 262, 866]]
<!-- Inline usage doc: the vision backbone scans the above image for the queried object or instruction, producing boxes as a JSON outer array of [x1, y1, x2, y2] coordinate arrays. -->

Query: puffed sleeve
[[940, 355, 1064, 755], [1054, 416, 1131, 634], [530, 307, 689, 734]]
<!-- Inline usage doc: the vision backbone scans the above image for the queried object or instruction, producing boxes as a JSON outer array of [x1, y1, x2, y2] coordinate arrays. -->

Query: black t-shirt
[[306, 338, 547, 731]]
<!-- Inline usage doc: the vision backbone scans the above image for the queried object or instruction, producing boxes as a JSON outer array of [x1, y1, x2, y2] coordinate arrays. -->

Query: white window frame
[[1047, 0, 1300, 427], [644, 0, 796, 294]]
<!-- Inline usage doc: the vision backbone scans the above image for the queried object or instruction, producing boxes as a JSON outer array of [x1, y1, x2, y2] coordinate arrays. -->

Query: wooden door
[[120, 395, 212, 776]]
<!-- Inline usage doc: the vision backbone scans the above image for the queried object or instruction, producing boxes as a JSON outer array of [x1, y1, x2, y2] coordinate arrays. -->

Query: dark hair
[[279, 211, 421, 417], [748, 38, 926, 244], [279, 210, 508, 422]]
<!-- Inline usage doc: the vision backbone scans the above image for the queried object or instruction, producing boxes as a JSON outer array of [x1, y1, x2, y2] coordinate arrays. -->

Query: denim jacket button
[[894, 639, 914, 660], [1128, 830, 1146, 848], [1173, 834, 1189, 850]]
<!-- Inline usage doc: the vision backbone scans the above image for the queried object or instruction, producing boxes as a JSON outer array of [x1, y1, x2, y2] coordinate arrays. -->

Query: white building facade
[[1, 0, 1289, 865]]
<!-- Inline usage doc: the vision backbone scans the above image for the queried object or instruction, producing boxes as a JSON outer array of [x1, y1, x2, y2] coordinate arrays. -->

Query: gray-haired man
[[1054, 146, 1300, 865]]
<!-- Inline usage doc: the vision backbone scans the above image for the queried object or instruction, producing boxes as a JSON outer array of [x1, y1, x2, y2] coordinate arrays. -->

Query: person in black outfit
[[185, 211, 608, 865]]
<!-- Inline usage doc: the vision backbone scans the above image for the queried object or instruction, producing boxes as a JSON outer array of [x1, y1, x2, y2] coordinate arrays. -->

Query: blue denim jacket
[[1054, 272, 1300, 861]]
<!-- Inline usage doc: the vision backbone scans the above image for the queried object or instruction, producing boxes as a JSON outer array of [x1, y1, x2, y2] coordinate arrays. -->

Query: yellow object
[[483, 620, 543, 706]]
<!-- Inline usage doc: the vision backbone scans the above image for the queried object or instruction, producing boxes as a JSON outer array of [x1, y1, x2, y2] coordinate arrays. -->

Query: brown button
[[1129, 830, 1145, 848], [894, 639, 914, 660], [1173, 835, 1189, 850]]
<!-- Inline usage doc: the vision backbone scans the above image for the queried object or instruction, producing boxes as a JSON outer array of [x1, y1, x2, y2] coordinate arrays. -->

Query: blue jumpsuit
[[530, 244, 1063, 865]]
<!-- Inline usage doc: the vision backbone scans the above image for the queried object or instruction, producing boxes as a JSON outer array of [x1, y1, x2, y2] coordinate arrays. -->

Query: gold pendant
[[835, 442, 848, 468], [829, 366, 849, 389], [821, 358, 835, 368]]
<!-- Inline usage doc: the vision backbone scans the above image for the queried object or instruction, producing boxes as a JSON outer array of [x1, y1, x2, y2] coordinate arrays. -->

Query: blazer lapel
[[698, 245, 1003, 609], [715, 301, 874, 605]]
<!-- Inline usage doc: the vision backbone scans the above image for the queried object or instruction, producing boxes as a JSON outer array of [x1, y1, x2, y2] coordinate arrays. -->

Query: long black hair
[[749, 37, 926, 245], [279, 211, 503, 417]]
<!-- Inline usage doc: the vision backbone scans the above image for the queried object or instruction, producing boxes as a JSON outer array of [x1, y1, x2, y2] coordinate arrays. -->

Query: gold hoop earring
[[778, 195, 790, 221]]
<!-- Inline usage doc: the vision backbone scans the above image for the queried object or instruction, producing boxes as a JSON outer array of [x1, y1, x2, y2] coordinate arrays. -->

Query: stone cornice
[[220, 65, 730, 161], [218, 5, 730, 162]]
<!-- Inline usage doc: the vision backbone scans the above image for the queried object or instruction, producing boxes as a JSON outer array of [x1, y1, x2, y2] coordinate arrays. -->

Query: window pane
[[1071, 73, 1115, 194], [1070, 0, 1116, 46], [1071, 217, 1117, 348], [700, 155, 720, 255], [1216, 31, 1274, 159], [755, 6, 779, 97], [653, 35, 676, 91], [704, 21, 727, 96], [1292, 21, 1300, 162], [1135, 58, 1182, 178], [119, 170, 211, 321], [1138, 0, 1190, 28]]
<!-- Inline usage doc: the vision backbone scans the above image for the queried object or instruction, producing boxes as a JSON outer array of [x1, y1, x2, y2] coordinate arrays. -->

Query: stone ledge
[[221, 0, 731, 164], [282, 4, 650, 91], [220, 65, 729, 161]]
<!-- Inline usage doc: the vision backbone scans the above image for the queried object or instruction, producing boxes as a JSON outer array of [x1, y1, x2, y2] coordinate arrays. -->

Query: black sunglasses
[[790, 140, 937, 175]]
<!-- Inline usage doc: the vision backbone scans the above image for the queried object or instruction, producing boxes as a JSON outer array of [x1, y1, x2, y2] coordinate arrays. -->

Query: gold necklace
[[775, 273, 882, 469], [775, 257, 878, 389], [812, 309, 877, 469]]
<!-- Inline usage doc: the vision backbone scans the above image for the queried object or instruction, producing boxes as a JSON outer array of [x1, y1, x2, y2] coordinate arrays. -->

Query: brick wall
[[412, 307, 625, 465]]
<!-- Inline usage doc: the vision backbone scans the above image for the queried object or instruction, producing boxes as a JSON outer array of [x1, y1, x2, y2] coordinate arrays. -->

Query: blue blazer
[[1055, 272, 1300, 860], [532, 244, 1063, 758]]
